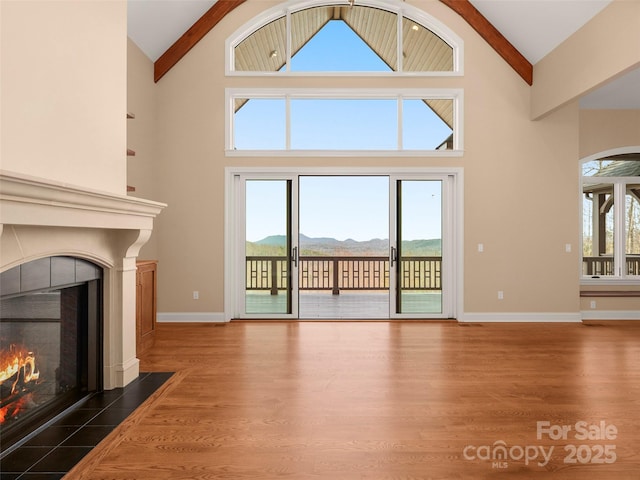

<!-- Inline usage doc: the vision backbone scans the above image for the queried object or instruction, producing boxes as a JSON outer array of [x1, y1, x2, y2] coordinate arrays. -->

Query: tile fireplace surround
[[0, 171, 165, 389]]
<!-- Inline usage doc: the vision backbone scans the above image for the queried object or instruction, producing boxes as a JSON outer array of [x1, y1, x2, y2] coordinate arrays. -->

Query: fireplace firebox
[[0, 256, 102, 452]]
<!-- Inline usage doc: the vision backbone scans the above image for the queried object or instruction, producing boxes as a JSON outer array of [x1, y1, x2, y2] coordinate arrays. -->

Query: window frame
[[225, 88, 464, 157], [225, 0, 464, 77], [581, 147, 640, 285]]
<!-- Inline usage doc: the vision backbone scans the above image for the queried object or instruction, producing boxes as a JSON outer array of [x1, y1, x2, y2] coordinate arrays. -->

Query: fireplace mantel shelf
[[0, 170, 166, 231]]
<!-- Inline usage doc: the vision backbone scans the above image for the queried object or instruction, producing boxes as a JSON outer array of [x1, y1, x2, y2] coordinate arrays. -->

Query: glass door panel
[[394, 180, 443, 315], [298, 176, 389, 319], [244, 180, 294, 315]]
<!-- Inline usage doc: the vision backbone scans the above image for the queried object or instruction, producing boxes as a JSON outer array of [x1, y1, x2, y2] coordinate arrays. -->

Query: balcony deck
[[245, 255, 442, 318], [246, 291, 443, 318]]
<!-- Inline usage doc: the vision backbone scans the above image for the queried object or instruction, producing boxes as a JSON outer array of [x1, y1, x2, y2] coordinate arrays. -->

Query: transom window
[[226, 1, 463, 75], [226, 89, 462, 155], [582, 152, 640, 279]]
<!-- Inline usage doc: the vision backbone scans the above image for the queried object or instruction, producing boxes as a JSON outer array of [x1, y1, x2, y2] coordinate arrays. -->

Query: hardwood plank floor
[[67, 321, 640, 479]]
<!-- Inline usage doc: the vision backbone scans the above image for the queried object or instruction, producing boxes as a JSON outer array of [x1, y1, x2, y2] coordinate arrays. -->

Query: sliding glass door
[[391, 179, 447, 317], [231, 171, 456, 320], [242, 178, 298, 318]]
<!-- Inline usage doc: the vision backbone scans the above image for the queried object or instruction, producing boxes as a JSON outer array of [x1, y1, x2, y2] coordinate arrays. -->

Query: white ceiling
[[579, 67, 640, 109], [128, 0, 214, 62], [471, 0, 611, 65], [127, 0, 640, 108]]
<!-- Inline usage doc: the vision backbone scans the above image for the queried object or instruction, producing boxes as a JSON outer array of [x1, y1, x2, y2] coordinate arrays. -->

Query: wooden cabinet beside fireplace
[[136, 260, 157, 354]]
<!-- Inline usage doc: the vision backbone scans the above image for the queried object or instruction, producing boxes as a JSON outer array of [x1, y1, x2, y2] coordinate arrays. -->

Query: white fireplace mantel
[[0, 170, 165, 235], [0, 170, 167, 389]]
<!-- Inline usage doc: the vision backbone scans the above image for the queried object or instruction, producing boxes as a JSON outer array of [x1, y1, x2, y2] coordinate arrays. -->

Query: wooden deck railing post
[[270, 259, 278, 295], [332, 259, 340, 295]]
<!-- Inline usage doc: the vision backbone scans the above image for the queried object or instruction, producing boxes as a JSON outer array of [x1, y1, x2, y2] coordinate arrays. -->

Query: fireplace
[[0, 171, 165, 454], [0, 256, 102, 451]]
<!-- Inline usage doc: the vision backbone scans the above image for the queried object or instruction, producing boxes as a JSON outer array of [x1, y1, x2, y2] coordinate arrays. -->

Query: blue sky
[[290, 20, 392, 72], [246, 177, 442, 242], [300, 177, 441, 241], [246, 180, 288, 242], [299, 176, 388, 241]]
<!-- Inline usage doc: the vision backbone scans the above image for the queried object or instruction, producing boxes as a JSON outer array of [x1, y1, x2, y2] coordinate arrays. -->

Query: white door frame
[[389, 173, 457, 319], [225, 167, 464, 320]]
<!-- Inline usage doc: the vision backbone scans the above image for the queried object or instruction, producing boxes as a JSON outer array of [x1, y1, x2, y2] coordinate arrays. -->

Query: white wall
[[1, 0, 127, 194]]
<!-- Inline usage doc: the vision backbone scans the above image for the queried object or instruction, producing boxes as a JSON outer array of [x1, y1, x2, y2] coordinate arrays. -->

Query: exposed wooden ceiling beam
[[153, 0, 533, 86], [154, 0, 247, 82], [439, 0, 533, 85]]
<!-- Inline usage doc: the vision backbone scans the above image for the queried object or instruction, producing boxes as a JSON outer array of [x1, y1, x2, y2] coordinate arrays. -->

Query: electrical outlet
[[478, 243, 484, 253], [193, 291, 199, 300], [565, 243, 572, 253], [498, 291, 504, 300], [590, 300, 596, 309]]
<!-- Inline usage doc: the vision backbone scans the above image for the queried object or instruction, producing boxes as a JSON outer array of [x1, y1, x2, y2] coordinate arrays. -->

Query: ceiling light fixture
[[270, 50, 278, 58]]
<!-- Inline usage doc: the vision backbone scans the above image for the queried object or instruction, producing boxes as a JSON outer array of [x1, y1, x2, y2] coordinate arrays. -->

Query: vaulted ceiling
[[128, 0, 610, 65], [127, 0, 640, 108]]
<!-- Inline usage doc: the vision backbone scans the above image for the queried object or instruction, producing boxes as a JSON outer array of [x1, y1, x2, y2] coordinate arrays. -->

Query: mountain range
[[247, 234, 441, 256]]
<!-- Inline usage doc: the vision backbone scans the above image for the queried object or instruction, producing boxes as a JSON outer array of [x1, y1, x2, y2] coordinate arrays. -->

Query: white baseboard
[[581, 310, 640, 321], [460, 312, 582, 323], [157, 312, 228, 323], [156, 311, 639, 323], [104, 356, 140, 389]]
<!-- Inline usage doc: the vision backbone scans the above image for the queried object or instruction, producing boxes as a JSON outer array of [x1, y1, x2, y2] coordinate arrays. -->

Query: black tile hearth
[[28, 447, 94, 473], [0, 372, 172, 479]]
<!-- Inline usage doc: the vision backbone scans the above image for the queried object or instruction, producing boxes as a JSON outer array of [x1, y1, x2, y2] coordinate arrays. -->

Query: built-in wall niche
[[127, 111, 136, 193], [0, 257, 102, 453]]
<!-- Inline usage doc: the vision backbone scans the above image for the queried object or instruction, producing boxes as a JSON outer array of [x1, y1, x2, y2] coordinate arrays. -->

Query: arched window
[[226, 0, 463, 75], [225, 1, 463, 155]]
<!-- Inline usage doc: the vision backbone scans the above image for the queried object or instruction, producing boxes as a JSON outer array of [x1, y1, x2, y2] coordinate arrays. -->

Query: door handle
[[292, 246, 298, 268], [390, 246, 397, 267]]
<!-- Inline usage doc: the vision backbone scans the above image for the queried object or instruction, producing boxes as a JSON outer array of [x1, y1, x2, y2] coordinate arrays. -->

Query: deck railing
[[247, 256, 640, 293], [246, 256, 442, 294], [583, 256, 640, 276]]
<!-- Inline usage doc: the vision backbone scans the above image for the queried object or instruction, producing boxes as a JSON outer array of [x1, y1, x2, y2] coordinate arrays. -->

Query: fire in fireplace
[[0, 344, 41, 424], [0, 256, 102, 452]]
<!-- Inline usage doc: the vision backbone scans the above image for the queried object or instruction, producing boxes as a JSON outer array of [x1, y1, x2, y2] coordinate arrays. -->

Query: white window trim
[[225, 0, 464, 77], [580, 146, 640, 284], [225, 87, 464, 156]]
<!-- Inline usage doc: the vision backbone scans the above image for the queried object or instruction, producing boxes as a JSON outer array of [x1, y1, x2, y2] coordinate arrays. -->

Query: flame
[[0, 393, 35, 424], [1, 345, 40, 394], [0, 345, 41, 424]]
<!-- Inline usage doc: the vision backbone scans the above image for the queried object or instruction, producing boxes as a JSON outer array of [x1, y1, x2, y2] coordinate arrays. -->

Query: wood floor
[[67, 321, 640, 479]]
